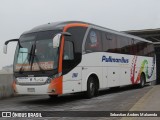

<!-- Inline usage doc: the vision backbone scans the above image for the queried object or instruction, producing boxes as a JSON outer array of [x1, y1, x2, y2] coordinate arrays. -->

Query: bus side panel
[[129, 55, 156, 85], [147, 56, 156, 82], [102, 53, 131, 87], [62, 67, 82, 94], [79, 52, 156, 92], [119, 67, 131, 86], [80, 53, 103, 91], [81, 67, 102, 91], [107, 67, 120, 87], [138, 56, 156, 83]]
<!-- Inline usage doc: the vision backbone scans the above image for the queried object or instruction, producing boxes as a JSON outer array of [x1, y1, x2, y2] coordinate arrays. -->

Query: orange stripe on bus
[[48, 76, 63, 94], [50, 23, 88, 94]]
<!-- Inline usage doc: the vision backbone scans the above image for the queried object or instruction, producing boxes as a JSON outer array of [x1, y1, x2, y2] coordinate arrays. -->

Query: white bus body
[[4, 21, 156, 98]]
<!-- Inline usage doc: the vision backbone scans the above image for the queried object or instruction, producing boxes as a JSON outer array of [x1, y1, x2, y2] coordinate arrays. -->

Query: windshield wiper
[[18, 44, 45, 74], [34, 55, 45, 73], [28, 44, 34, 64], [30, 44, 45, 73], [30, 44, 36, 70]]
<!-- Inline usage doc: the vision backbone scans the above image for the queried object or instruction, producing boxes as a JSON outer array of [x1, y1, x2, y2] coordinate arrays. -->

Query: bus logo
[[102, 55, 129, 63], [72, 73, 78, 78]]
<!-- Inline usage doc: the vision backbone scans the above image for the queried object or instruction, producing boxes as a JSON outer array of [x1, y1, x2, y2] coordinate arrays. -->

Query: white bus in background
[[3, 21, 156, 98]]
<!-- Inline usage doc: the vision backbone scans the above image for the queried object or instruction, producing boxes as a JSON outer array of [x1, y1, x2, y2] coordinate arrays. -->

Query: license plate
[[27, 88, 35, 92]]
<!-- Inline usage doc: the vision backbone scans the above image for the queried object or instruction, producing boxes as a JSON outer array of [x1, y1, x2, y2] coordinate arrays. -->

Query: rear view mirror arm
[[5, 39, 19, 45], [3, 39, 21, 54], [5, 39, 22, 48]]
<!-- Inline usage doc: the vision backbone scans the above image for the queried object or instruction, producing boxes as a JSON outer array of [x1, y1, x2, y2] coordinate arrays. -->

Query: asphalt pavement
[[0, 84, 156, 120]]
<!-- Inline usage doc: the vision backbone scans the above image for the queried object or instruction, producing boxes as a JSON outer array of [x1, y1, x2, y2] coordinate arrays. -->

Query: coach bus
[[3, 21, 156, 98]]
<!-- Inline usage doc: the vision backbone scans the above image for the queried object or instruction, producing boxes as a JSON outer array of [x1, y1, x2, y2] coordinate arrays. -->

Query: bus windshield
[[14, 30, 60, 72]]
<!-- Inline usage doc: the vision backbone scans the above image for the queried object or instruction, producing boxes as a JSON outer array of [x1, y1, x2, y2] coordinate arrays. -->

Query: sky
[[0, 0, 160, 69]]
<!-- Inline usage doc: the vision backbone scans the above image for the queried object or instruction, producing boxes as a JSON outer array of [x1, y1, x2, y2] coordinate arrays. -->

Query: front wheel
[[86, 77, 96, 99]]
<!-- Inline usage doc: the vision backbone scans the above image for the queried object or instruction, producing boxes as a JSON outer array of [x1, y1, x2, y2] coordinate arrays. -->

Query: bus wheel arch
[[86, 74, 99, 98]]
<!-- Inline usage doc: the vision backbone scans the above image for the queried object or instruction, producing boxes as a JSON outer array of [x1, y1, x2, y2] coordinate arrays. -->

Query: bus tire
[[94, 78, 99, 97], [139, 73, 145, 88], [86, 77, 96, 99], [49, 95, 58, 99]]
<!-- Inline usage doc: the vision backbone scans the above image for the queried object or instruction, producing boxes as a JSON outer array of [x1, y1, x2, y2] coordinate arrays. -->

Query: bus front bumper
[[12, 76, 63, 95]]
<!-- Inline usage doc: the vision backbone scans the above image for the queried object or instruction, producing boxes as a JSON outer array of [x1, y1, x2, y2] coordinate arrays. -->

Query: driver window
[[62, 41, 75, 74], [63, 41, 74, 60]]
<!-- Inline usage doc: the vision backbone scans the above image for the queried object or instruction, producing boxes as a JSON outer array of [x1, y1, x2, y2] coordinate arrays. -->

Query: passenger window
[[102, 32, 108, 52], [147, 44, 154, 57], [85, 29, 102, 53], [105, 33, 117, 53], [117, 36, 130, 54]]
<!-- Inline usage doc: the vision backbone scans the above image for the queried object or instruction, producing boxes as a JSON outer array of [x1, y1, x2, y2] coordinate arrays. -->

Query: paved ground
[[0, 85, 154, 120], [122, 85, 160, 120]]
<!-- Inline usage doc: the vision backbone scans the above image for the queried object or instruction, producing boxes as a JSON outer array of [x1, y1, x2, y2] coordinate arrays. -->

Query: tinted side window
[[102, 32, 109, 52], [147, 44, 154, 57], [136, 41, 144, 56], [128, 39, 154, 57], [143, 42, 149, 56], [116, 35, 122, 53], [107, 33, 117, 53], [102, 32, 118, 53], [142, 43, 154, 57], [102, 33, 130, 54], [117, 36, 130, 54], [85, 29, 102, 52], [128, 38, 135, 55], [136, 41, 148, 56], [130, 39, 141, 55]]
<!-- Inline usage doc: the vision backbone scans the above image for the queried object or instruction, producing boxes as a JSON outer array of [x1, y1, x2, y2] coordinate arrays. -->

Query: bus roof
[[22, 21, 152, 43], [22, 21, 88, 34]]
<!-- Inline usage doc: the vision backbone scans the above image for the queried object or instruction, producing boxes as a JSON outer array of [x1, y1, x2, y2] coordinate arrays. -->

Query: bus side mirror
[[3, 39, 19, 54], [53, 32, 71, 48], [3, 45, 7, 54], [53, 34, 61, 48]]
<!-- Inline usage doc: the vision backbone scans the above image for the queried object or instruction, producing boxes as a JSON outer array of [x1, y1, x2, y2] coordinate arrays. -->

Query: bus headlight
[[46, 72, 62, 84], [53, 72, 62, 79]]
